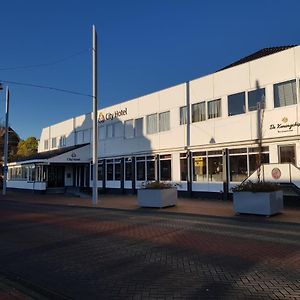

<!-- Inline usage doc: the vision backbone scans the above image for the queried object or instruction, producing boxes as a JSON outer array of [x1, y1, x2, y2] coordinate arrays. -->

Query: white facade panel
[[249, 48, 295, 87], [214, 64, 250, 97]]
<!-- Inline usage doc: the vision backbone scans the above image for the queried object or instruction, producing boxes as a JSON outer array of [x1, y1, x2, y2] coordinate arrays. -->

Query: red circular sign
[[271, 168, 281, 180]]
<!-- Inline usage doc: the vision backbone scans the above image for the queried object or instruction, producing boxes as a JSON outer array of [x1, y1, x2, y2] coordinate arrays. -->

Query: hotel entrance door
[[48, 166, 65, 187]]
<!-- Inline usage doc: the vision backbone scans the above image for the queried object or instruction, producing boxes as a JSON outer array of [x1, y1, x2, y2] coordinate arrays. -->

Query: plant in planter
[[232, 181, 283, 216], [137, 181, 179, 208]]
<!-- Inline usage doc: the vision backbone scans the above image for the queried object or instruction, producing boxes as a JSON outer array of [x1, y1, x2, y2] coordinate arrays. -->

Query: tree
[[16, 137, 38, 158]]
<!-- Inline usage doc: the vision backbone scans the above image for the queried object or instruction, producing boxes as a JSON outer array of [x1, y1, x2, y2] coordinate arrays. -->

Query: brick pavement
[[1, 191, 300, 224], [0, 200, 299, 299]]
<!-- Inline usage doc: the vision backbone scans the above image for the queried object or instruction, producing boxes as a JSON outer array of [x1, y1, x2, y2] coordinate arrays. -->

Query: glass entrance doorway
[[279, 145, 296, 165], [48, 166, 65, 187]]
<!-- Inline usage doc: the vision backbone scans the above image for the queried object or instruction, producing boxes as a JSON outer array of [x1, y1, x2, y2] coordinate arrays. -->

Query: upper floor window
[[248, 88, 265, 111], [125, 119, 134, 139], [147, 113, 157, 134], [208, 99, 221, 119], [159, 111, 170, 132], [114, 121, 123, 138], [99, 125, 106, 140], [274, 79, 296, 107], [180, 106, 187, 125], [59, 135, 66, 147], [192, 102, 206, 122], [51, 137, 57, 148], [107, 124, 114, 138], [135, 118, 143, 137], [228, 92, 245, 116], [44, 139, 49, 150]]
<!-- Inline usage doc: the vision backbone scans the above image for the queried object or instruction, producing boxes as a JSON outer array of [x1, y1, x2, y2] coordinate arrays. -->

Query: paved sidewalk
[[1, 191, 300, 224], [0, 200, 299, 299]]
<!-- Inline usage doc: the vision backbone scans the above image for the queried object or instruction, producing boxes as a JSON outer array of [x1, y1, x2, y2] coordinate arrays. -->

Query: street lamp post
[[2, 86, 9, 195], [92, 25, 98, 205]]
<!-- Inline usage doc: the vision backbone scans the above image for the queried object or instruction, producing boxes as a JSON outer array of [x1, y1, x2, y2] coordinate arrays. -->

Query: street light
[[1, 83, 9, 195]]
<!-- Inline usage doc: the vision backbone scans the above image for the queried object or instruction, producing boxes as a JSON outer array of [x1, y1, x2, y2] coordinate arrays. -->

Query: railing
[[245, 163, 300, 189]]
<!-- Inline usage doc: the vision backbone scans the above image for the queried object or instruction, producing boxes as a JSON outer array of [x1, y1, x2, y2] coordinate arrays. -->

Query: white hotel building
[[7, 46, 300, 199]]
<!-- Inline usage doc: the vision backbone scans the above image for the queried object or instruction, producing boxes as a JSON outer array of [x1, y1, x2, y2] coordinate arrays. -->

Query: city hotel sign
[[269, 117, 300, 133], [98, 108, 128, 123]]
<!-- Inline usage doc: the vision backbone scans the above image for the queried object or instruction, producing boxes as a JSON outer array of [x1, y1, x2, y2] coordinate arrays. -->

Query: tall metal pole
[[92, 25, 98, 204], [3, 86, 9, 195]]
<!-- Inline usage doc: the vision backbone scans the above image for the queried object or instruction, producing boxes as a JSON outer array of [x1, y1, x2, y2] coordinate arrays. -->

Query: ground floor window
[[106, 159, 121, 181], [279, 145, 296, 164], [230, 155, 247, 182], [147, 156, 156, 181], [249, 153, 269, 174], [208, 156, 223, 182], [136, 157, 146, 181], [115, 159, 121, 180], [160, 154, 171, 181], [98, 160, 104, 180], [193, 152, 206, 181], [180, 153, 188, 181], [125, 158, 132, 181]]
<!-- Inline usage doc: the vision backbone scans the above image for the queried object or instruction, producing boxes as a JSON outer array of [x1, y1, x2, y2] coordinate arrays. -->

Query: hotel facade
[[7, 46, 300, 197]]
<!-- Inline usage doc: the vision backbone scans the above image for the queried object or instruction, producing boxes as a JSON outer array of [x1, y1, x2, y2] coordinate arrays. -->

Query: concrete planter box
[[138, 188, 177, 208], [233, 191, 283, 216]]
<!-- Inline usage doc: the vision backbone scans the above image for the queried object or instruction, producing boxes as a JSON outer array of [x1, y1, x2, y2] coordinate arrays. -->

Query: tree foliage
[[16, 137, 38, 158]]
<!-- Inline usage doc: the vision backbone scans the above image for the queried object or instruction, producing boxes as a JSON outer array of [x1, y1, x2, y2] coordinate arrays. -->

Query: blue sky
[[0, 0, 300, 139]]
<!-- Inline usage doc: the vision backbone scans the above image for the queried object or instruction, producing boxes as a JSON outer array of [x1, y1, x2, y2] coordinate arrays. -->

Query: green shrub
[[232, 181, 280, 193]]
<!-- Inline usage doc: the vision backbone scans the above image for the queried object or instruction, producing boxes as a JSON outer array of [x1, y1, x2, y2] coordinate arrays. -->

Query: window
[[44, 139, 49, 150], [146, 156, 156, 180], [82, 129, 90, 143], [160, 154, 171, 181], [98, 160, 104, 180], [228, 92, 245, 116], [193, 154, 207, 181], [274, 79, 296, 107], [180, 153, 188, 181], [99, 125, 106, 140], [208, 156, 223, 182], [75, 131, 83, 144], [229, 155, 247, 182], [107, 124, 114, 138], [180, 106, 187, 125], [279, 145, 296, 164], [192, 102, 206, 122], [136, 157, 146, 180], [125, 158, 132, 181], [59, 135, 66, 147], [115, 159, 121, 180], [208, 99, 221, 119], [135, 118, 143, 137], [159, 111, 170, 132], [106, 160, 114, 180], [51, 137, 57, 148], [249, 153, 269, 174], [248, 88, 265, 111], [125, 119, 134, 139], [114, 122, 123, 138], [147, 113, 157, 134]]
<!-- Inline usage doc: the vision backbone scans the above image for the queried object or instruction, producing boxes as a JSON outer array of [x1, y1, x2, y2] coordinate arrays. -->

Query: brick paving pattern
[[0, 199, 299, 299]]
